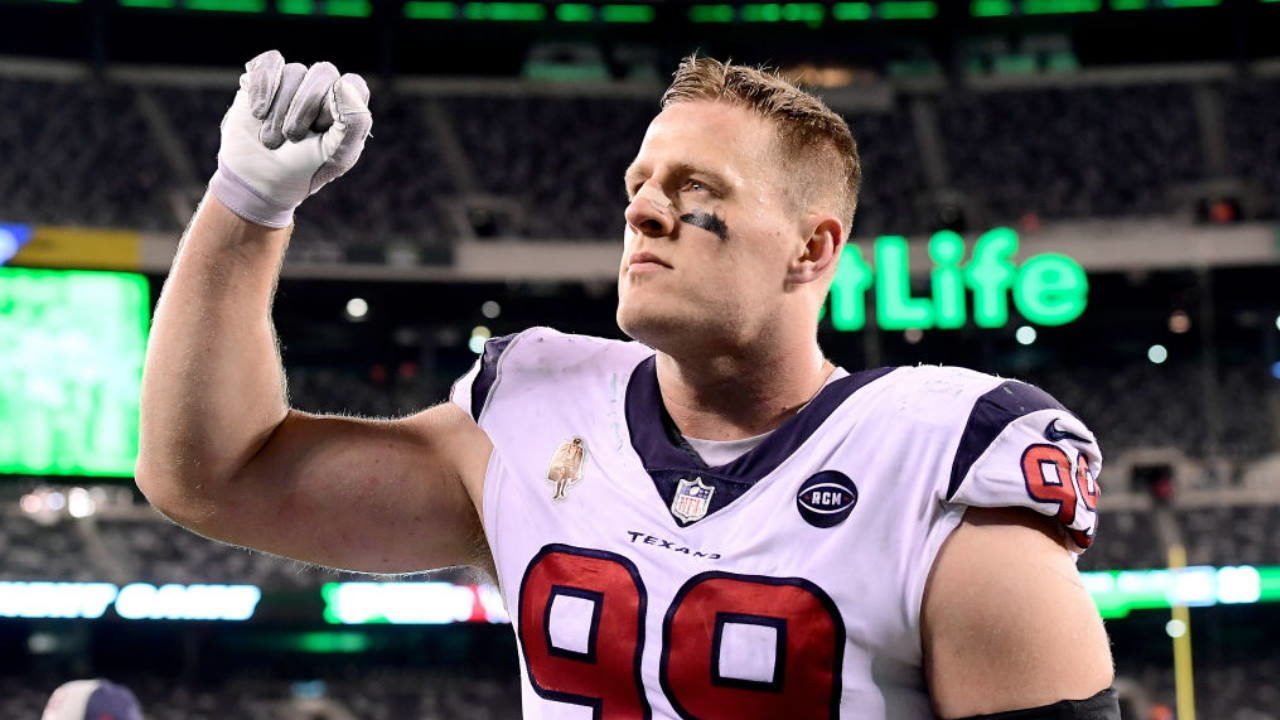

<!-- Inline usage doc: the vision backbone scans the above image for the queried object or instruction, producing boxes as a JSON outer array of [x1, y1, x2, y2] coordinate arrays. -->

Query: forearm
[[136, 192, 292, 502]]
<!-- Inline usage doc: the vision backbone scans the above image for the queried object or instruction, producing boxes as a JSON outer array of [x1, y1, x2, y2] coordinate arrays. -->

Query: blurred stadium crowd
[[2, 69, 1278, 252], [0, 672, 520, 719]]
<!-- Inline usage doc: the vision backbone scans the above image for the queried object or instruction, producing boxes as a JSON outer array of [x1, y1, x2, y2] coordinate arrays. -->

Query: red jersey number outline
[[517, 545, 651, 720], [1020, 443, 1098, 547], [518, 544, 844, 720]]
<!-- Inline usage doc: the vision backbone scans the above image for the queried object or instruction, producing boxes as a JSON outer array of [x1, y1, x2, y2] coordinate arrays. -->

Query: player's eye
[[683, 179, 713, 195]]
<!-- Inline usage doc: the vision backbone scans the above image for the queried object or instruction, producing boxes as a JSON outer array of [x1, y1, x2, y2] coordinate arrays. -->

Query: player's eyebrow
[[623, 162, 734, 196]]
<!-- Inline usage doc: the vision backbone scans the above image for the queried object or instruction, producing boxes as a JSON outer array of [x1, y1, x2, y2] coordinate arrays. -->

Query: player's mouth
[[627, 251, 673, 274]]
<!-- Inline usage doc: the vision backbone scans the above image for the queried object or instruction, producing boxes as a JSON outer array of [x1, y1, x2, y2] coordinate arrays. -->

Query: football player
[[137, 50, 1116, 719]]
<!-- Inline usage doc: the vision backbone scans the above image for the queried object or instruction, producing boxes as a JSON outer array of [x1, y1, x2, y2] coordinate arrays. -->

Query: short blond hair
[[660, 55, 861, 231]]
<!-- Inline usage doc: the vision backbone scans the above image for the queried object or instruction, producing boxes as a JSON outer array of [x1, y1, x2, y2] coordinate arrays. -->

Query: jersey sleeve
[[449, 332, 520, 421], [946, 380, 1102, 551]]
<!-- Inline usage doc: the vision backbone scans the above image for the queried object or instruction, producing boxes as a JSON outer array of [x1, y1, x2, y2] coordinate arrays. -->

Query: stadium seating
[[96, 516, 344, 589], [441, 94, 654, 240], [0, 671, 519, 719], [439, 94, 928, 239], [936, 84, 1204, 224], [0, 512, 319, 587], [1225, 78, 1280, 219], [0, 512, 481, 588], [1077, 509, 1167, 571], [5, 73, 1270, 246], [149, 85, 457, 261], [0, 512, 96, 582], [842, 106, 930, 238], [0, 77, 178, 231], [1029, 362, 1276, 463], [1123, 658, 1280, 720], [1179, 504, 1280, 568], [4, 662, 1276, 720], [286, 364, 437, 420]]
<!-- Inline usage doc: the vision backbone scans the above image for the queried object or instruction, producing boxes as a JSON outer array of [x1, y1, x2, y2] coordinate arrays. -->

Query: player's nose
[[624, 188, 675, 238]]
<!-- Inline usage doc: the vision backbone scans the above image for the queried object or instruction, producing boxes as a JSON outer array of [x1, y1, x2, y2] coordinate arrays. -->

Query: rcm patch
[[796, 471, 858, 528]]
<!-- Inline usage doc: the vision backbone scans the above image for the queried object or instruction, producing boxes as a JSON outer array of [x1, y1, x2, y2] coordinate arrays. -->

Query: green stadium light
[[294, 631, 372, 653], [875, 237, 934, 330], [600, 3, 653, 21], [1014, 253, 1089, 325], [0, 268, 149, 478], [1023, 0, 1101, 13], [0, 582, 118, 619], [315, 566, 1279, 626], [753, 3, 786, 19], [323, 0, 370, 15], [277, 0, 313, 12], [186, 0, 266, 12], [1084, 565, 1278, 619], [929, 231, 966, 329], [462, 1, 545, 19], [119, 0, 177, 9], [831, 1, 871, 19], [740, 3, 781, 20], [971, 0, 1014, 15], [1123, 0, 1228, 7], [876, 0, 937, 19], [827, 245, 872, 331], [823, 228, 1088, 331], [0, 582, 260, 621], [404, 0, 456, 17], [555, 2, 592, 20], [689, 3, 734, 21], [114, 583, 261, 621], [322, 582, 510, 624], [782, 2, 823, 22]]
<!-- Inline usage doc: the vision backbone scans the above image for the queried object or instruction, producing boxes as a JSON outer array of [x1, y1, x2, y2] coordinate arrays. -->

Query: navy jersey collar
[[625, 355, 896, 486]]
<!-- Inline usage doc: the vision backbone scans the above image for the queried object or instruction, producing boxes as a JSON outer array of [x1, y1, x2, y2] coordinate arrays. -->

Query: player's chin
[[617, 298, 683, 347], [617, 297, 724, 354]]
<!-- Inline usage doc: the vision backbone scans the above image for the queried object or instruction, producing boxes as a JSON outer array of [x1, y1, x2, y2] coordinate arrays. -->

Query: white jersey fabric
[[452, 327, 1102, 720]]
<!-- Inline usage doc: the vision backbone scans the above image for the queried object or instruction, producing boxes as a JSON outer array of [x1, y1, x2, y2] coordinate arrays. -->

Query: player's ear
[[786, 213, 843, 285]]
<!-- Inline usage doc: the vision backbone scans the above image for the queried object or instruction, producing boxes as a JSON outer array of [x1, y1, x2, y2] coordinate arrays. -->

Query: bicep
[[922, 507, 1113, 718], [173, 402, 493, 574]]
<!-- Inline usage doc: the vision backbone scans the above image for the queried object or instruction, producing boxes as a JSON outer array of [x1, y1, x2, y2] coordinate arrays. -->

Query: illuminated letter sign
[[824, 228, 1087, 331]]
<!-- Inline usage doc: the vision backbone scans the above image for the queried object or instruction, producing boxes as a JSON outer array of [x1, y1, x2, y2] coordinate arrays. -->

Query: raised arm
[[135, 51, 492, 574]]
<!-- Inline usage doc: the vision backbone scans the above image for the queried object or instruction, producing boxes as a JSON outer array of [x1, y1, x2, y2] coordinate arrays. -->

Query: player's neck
[[655, 340, 833, 442]]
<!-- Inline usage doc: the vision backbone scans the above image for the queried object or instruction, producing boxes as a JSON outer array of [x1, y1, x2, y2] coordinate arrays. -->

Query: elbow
[[133, 457, 229, 532]]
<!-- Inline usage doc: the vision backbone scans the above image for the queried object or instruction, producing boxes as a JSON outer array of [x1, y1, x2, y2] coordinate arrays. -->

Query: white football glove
[[208, 49, 373, 228]]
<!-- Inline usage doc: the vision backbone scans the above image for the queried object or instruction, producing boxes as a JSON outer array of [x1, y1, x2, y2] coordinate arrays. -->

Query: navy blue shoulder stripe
[[947, 380, 1066, 500], [470, 333, 518, 422], [626, 355, 897, 484]]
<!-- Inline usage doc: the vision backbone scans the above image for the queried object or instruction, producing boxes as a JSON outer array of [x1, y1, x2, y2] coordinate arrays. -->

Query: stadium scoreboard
[[0, 267, 149, 477]]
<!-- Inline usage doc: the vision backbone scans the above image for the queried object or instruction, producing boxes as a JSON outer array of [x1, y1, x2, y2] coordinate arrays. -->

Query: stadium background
[[2, 0, 1280, 716]]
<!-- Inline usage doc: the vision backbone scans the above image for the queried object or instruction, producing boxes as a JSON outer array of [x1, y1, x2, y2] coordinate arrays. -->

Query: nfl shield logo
[[671, 477, 714, 524]]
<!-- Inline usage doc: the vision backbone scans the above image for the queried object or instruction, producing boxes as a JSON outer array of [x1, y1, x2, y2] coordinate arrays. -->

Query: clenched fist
[[208, 50, 372, 228]]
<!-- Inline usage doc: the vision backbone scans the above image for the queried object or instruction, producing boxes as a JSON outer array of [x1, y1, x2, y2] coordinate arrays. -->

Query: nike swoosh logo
[[1045, 418, 1089, 444]]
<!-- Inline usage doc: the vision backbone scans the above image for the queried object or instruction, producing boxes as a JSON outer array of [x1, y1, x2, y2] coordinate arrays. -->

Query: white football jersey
[[452, 327, 1102, 720]]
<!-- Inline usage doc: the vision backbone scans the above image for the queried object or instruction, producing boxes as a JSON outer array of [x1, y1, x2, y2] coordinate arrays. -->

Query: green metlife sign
[[825, 227, 1088, 331]]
